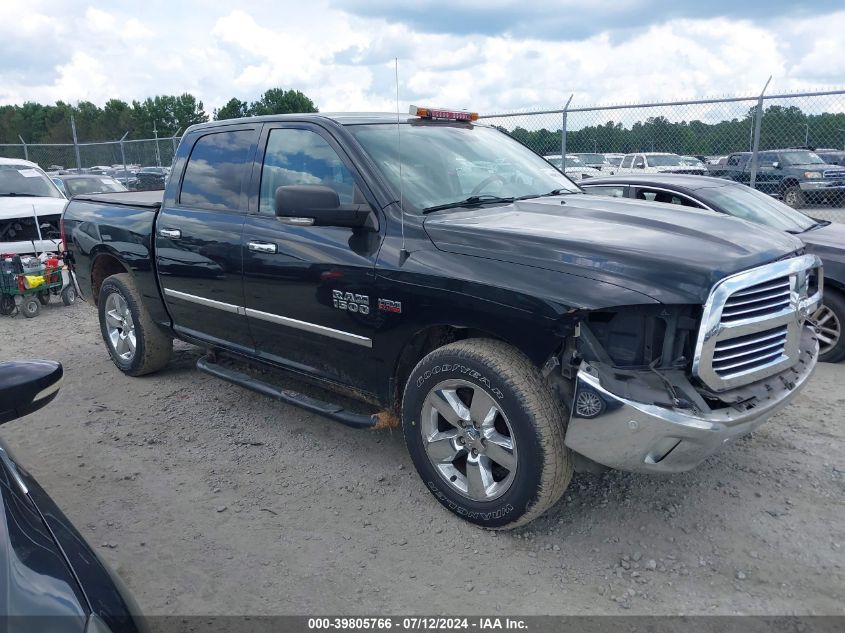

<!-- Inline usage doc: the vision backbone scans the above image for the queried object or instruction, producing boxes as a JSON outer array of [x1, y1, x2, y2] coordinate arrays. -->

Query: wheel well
[[391, 325, 502, 411], [91, 254, 128, 305], [780, 178, 800, 192]]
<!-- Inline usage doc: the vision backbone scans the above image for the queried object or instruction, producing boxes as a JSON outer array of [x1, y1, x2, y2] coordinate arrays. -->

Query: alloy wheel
[[420, 379, 517, 502], [812, 304, 841, 356], [104, 292, 136, 361]]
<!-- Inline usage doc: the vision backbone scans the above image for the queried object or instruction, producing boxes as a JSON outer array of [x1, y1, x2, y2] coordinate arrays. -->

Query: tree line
[[0, 88, 318, 145], [501, 105, 845, 157]]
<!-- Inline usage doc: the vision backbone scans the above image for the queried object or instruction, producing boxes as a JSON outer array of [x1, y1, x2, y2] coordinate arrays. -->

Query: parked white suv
[[616, 152, 706, 175]]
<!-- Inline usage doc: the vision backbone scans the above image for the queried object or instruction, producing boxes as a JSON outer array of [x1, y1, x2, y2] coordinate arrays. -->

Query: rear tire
[[22, 298, 40, 318], [98, 273, 172, 376], [0, 295, 15, 316], [402, 338, 572, 529], [815, 289, 845, 363]]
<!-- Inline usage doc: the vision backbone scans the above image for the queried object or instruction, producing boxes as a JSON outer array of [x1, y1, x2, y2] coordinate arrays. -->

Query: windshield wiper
[[422, 195, 515, 214], [0, 192, 42, 197]]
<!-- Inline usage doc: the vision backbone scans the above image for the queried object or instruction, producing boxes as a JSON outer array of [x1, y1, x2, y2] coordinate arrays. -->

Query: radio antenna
[[395, 57, 409, 264]]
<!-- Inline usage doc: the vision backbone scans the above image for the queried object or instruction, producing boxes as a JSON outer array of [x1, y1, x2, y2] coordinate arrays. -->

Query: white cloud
[[0, 1, 843, 118]]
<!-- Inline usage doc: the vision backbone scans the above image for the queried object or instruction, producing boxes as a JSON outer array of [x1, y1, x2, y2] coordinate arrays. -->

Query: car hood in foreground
[[423, 194, 802, 305], [0, 440, 146, 631], [0, 443, 87, 629]]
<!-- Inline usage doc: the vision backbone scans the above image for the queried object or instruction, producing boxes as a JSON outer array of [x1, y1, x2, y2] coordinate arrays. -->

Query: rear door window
[[621, 155, 633, 168], [180, 130, 255, 211], [634, 188, 704, 208]]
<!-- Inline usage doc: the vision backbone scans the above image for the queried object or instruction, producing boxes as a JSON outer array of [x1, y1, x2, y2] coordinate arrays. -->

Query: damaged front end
[[558, 254, 822, 473]]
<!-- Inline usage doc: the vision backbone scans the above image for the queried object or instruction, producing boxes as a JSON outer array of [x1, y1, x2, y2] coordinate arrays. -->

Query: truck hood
[[0, 196, 66, 220], [423, 194, 802, 305]]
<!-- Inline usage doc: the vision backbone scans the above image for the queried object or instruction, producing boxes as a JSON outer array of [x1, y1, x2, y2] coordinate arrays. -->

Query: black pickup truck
[[61, 108, 822, 529]]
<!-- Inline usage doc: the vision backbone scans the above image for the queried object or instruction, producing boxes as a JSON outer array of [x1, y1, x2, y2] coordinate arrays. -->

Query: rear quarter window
[[179, 130, 254, 211]]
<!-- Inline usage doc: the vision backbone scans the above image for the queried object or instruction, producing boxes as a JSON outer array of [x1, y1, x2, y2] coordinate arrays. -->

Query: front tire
[[61, 284, 77, 306], [402, 339, 572, 529], [783, 185, 804, 209], [98, 273, 172, 376], [814, 289, 845, 363], [22, 298, 40, 318]]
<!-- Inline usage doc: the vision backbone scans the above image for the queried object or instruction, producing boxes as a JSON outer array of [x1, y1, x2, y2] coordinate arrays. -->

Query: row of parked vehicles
[[551, 148, 845, 209], [0, 105, 837, 625]]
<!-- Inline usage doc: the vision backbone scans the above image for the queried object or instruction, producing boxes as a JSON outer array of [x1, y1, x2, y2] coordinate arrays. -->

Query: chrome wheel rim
[[420, 379, 517, 502], [104, 292, 136, 361], [784, 190, 800, 207], [812, 304, 841, 356]]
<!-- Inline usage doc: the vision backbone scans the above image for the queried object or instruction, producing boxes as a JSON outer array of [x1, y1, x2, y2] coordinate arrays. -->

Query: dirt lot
[[1, 300, 844, 615]]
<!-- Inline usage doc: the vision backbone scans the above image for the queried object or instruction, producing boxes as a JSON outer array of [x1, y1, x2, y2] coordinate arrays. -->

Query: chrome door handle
[[158, 228, 181, 239], [248, 241, 278, 254]]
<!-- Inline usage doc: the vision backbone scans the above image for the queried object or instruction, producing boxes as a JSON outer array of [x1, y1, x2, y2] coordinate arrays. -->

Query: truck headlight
[[804, 171, 823, 179]]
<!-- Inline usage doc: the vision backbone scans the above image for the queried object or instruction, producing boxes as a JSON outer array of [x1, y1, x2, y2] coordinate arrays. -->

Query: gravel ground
[[0, 300, 844, 616]]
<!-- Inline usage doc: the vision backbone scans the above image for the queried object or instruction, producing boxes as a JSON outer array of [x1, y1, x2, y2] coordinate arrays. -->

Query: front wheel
[[98, 273, 172, 376], [22, 298, 40, 318], [814, 289, 845, 363], [402, 339, 572, 529], [61, 284, 77, 306], [783, 185, 804, 209]]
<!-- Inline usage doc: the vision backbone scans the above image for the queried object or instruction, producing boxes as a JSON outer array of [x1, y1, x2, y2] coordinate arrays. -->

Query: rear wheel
[[814, 289, 845, 363], [22, 298, 40, 318], [402, 339, 572, 529], [0, 295, 14, 316], [98, 273, 172, 376], [783, 185, 804, 209]]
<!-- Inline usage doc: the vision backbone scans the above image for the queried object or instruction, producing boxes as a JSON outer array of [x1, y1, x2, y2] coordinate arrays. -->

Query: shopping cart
[[0, 258, 75, 318]]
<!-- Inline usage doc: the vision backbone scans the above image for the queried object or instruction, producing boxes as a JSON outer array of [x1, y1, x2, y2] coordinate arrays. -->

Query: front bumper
[[564, 326, 818, 473], [800, 180, 845, 192]]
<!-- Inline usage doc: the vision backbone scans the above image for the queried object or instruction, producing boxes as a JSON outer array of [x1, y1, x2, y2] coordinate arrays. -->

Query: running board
[[196, 355, 396, 430]]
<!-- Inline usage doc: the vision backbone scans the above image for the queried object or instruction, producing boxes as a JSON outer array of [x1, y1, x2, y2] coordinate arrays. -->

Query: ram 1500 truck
[[61, 108, 823, 529]]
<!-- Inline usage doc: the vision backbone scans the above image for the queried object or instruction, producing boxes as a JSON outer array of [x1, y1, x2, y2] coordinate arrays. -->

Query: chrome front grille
[[693, 255, 822, 392], [712, 325, 788, 378], [720, 276, 790, 322], [822, 169, 845, 179]]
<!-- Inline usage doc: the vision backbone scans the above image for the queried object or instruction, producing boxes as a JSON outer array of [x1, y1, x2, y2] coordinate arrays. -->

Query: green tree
[[214, 98, 249, 120], [248, 88, 318, 116]]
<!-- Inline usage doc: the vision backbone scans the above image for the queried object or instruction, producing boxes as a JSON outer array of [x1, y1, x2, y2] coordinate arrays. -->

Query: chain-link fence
[[0, 136, 181, 172], [482, 88, 845, 221]]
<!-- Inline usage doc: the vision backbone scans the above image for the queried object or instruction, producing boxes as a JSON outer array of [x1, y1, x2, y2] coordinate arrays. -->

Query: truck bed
[[72, 190, 163, 209]]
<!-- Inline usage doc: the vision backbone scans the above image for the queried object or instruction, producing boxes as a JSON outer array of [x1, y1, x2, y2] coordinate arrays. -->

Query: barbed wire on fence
[[483, 90, 845, 158], [0, 136, 182, 172]]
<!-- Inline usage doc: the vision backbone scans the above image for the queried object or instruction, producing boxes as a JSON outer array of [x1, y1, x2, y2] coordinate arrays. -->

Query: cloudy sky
[[1, 0, 844, 115]]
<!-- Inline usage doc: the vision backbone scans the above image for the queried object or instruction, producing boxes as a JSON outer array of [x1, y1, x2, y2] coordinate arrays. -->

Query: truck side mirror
[[0, 361, 63, 425], [274, 185, 374, 230]]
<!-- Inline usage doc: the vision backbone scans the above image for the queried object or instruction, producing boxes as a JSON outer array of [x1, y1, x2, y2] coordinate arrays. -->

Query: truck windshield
[[0, 164, 64, 198], [696, 184, 817, 233], [780, 151, 826, 166], [349, 123, 580, 212]]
